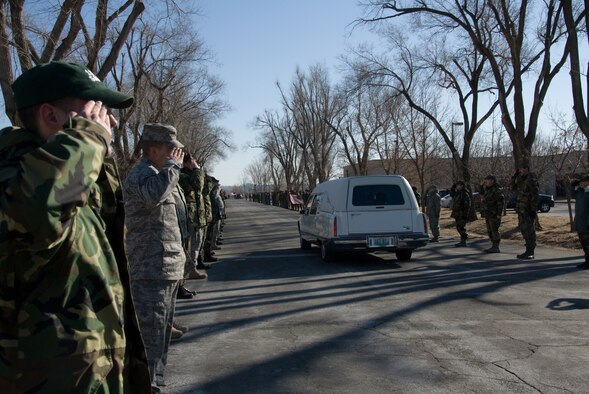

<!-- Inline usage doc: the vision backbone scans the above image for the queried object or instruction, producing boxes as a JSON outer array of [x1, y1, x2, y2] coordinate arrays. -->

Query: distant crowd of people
[[0, 62, 226, 393]]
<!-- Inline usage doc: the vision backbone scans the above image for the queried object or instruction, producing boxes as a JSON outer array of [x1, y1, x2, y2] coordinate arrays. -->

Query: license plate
[[367, 236, 397, 248]]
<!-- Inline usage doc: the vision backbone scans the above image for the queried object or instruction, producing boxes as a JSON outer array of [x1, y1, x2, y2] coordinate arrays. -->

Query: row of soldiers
[[422, 166, 538, 258], [422, 165, 589, 267], [0, 61, 224, 393], [124, 123, 226, 391]]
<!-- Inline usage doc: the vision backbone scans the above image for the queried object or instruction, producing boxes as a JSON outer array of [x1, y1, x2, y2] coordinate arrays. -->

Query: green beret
[[12, 61, 133, 110]]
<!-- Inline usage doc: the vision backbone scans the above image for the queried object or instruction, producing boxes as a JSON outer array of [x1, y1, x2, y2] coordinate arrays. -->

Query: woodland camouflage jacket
[[0, 118, 150, 392]]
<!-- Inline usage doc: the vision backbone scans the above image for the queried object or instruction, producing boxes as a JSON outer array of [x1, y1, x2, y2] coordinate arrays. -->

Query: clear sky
[[195, 1, 375, 187]]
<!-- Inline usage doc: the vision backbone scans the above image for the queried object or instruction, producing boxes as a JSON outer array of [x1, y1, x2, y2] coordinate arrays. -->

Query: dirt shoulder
[[437, 208, 580, 250]]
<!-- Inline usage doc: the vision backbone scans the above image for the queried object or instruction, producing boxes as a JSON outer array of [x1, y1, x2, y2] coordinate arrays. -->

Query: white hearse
[[298, 175, 429, 261]]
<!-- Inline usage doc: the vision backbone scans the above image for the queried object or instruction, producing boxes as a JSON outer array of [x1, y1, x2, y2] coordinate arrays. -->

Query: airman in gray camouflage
[[0, 62, 150, 393], [123, 123, 186, 392]]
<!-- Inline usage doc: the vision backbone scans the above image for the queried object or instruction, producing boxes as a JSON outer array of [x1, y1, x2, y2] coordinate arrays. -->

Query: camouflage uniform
[[202, 175, 215, 259], [179, 167, 207, 267], [210, 182, 226, 247], [572, 181, 589, 266], [425, 188, 441, 240], [124, 127, 185, 391], [0, 119, 149, 393], [510, 171, 539, 255], [450, 184, 471, 243], [481, 181, 505, 248]]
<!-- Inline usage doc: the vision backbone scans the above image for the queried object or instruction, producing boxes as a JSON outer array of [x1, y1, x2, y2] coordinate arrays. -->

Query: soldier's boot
[[517, 247, 534, 260], [485, 243, 500, 253], [430, 237, 439, 243], [186, 266, 207, 280], [454, 238, 467, 247], [171, 326, 184, 340], [204, 252, 218, 262], [172, 321, 189, 334], [176, 286, 194, 299], [196, 256, 212, 270]]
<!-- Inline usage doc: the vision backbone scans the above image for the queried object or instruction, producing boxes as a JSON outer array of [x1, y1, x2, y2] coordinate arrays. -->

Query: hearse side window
[[352, 185, 405, 206], [307, 194, 320, 215]]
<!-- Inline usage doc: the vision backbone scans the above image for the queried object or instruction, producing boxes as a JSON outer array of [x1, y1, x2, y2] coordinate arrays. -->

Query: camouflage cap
[[484, 175, 496, 181], [142, 123, 184, 148], [12, 61, 133, 110]]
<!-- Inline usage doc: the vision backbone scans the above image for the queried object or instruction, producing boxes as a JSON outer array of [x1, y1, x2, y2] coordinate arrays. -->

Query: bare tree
[[254, 108, 302, 193], [112, 13, 232, 175], [327, 80, 393, 176], [545, 112, 588, 228], [562, 0, 589, 158], [0, 0, 146, 123], [277, 64, 342, 188], [349, 22, 500, 188], [361, 0, 577, 168]]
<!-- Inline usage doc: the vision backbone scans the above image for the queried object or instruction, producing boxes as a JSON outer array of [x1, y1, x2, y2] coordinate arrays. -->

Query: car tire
[[320, 241, 334, 262], [395, 249, 412, 261], [300, 235, 312, 250], [539, 202, 551, 213]]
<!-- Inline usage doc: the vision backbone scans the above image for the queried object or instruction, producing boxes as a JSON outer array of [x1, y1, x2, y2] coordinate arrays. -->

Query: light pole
[[451, 122, 463, 181]]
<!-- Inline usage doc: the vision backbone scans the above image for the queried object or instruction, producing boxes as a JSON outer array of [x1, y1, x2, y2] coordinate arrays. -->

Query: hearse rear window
[[352, 185, 405, 206]]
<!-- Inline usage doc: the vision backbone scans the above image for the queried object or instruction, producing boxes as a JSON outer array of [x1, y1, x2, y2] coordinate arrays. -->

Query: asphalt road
[[165, 199, 589, 394]]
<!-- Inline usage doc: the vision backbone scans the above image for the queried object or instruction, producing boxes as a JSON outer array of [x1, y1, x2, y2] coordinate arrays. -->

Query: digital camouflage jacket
[[0, 118, 150, 393], [123, 157, 186, 280]]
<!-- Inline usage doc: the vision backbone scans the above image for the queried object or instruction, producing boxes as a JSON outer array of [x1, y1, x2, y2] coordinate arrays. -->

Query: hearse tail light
[[333, 216, 337, 237], [423, 215, 428, 234]]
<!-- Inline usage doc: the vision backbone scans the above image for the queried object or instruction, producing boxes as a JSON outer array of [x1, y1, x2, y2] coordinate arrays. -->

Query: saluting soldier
[[510, 161, 539, 259], [0, 62, 150, 393], [123, 123, 186, 391], [481, 175, 505, 253]]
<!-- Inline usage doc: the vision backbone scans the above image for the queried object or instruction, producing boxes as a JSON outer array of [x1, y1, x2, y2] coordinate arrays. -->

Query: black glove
[[572, 180, 580, 187]]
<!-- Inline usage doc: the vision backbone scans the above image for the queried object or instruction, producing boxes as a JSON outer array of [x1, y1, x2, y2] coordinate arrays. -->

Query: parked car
[[298, 176, 429, 262], [440, 194, 453, 208], [506, 193, 555, 213], [439, 192, 481, 210]]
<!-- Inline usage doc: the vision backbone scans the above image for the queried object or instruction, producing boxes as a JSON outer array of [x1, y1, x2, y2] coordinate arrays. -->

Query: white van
[[298, 175, 429, 261]]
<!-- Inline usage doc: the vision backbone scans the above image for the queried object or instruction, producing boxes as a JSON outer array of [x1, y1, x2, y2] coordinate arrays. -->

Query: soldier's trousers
[[428, 215, 440, 238], [517, 212, 536, 249], [578, 232, 589, 260], [455, 218, 468, 240], [485, 217, 501, 244], [185, 226, 205, 270], [130, 279, 179, 392], [204, 219, 219, 252]]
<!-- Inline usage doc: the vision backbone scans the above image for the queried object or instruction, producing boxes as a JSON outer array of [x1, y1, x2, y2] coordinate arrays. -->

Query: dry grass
[[437, 208, 581, 250]]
